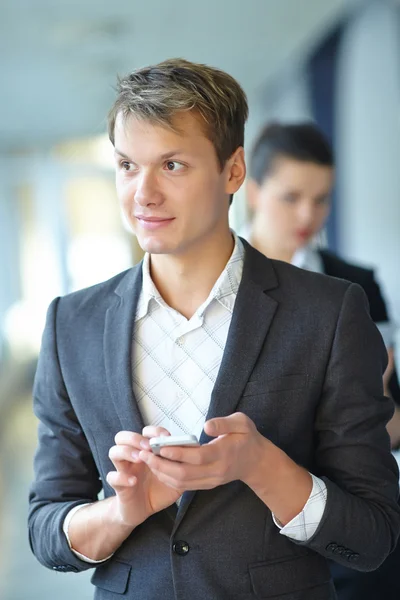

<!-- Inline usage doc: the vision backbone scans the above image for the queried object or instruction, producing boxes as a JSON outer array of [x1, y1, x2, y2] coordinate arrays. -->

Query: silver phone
[[149, 434, 199, 455]]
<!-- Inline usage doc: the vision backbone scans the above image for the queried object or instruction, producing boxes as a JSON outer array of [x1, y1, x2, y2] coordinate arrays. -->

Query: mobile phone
[[149, 434, 199, 455]]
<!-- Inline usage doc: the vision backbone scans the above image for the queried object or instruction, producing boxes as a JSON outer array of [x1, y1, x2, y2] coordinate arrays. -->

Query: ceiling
[[1, 0, 359, 151]]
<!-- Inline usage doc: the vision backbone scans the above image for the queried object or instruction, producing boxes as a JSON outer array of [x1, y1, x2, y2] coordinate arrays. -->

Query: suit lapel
[[199, 282, 278, 444], [173, 242, 279, 531], [104, 264, 145, 433]]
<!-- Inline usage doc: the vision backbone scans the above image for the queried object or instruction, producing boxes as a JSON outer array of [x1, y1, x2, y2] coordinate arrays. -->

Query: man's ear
[[246, 178, 261, 211], [225, 147, 246, 195]]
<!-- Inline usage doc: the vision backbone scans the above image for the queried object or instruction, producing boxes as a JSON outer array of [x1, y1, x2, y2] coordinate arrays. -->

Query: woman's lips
[[295, 229, 312, 241]]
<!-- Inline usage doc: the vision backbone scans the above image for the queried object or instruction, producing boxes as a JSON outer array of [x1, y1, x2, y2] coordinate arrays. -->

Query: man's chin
[[137, 236, 174, 255]]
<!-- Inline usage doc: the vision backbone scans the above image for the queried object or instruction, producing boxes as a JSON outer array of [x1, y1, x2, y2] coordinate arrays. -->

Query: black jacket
[[319, 250, 399, 404]]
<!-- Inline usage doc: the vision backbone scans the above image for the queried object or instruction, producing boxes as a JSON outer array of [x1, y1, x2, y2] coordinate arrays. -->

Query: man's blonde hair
[[108, 58, 248, 169]]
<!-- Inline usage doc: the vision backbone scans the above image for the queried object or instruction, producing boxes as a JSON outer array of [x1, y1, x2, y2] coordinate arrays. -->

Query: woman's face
[[248, 156, 334, 255]]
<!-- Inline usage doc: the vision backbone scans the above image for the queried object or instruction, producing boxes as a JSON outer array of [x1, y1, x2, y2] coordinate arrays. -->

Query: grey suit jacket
[[28, 241, 400, 600]]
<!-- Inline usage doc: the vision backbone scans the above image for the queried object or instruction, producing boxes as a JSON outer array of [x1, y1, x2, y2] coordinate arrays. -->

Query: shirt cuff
[[63, 503, 114, 564], [272, 474, 327, 541]]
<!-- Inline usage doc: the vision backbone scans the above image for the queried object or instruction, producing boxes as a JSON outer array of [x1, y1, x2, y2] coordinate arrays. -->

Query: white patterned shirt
[[64, 234, 327, 563], [132, 237, 243, 439]]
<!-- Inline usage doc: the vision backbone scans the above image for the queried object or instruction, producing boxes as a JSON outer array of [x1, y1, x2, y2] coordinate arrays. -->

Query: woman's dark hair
[[249, 122, 334, 184]]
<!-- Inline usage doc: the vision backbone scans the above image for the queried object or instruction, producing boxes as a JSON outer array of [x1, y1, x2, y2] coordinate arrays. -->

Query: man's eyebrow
[[114, 148, 131, 160], [114, 148, 187, 161], [159, 150, 186, 160]]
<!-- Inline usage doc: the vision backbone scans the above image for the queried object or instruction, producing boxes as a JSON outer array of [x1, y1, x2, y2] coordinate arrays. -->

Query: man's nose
[[134, 171, 163, 206]]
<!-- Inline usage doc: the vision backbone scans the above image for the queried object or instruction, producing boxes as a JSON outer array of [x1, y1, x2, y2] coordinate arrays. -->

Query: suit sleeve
[[297, 283, 400, 571], [28, 297, 103, 573]]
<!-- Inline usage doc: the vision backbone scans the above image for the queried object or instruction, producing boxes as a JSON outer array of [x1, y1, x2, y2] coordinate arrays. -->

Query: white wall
[[336, 0, 400, 360]]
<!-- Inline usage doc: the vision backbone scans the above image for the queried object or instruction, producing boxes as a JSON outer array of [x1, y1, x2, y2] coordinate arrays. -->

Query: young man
[[29, 60, 400, 600]]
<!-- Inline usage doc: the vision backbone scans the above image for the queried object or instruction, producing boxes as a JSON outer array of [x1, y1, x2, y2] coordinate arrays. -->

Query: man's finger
[[114, 431, 145, 447], [139, 450, 192, 482], [159, 444, 212, 466], [142, 426, 171, 439], [106, 470, 137, 491], [204, 412, 252, 437], [108, 444, 142, 469]]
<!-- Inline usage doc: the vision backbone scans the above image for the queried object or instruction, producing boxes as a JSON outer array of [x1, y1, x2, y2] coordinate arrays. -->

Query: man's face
[[113, 111, 242, 256], [248, 156, 334, 253]]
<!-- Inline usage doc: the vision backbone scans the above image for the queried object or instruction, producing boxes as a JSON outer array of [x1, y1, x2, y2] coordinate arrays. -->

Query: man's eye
[[165, 161, 184, 172]]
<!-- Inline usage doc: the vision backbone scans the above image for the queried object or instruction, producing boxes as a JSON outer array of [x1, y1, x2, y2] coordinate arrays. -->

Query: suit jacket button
[[326, 543, 338, 552], [348, 553, 360, 562], [333, 545, 346, 555], [67, 565, 79, 572], [173, 540, 190, 556]]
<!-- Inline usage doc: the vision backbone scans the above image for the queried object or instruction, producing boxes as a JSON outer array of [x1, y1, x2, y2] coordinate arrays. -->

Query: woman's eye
[[165, 161, 184, 172], [121, 161, 133, 171], [282, 193, 297, 203]]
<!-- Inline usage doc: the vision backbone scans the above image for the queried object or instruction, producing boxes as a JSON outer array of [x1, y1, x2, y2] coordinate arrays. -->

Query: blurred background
[[1, 0, 400, 598]]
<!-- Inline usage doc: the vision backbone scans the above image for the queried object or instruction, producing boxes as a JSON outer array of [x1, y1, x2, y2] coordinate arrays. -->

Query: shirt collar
[[197, 232, 244, 316], [135, 252, 165, 321], [239, 221, 325, 275], [135, 233, 245, 321], [291, 245, 324, 273]]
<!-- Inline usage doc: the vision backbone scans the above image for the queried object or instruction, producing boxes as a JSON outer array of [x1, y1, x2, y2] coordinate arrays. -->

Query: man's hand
[[135, 413, 312, 526], [107, 426, 182, 527], [66, 426, 181, 562], [136, 413, 266, 491], [387, 406, 400, 450]]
